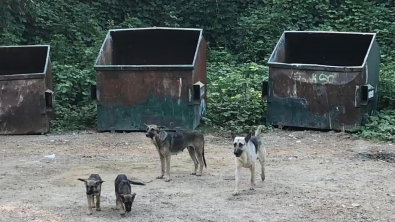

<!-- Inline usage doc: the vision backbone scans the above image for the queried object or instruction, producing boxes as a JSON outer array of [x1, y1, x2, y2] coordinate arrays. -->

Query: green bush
[[351, 110, 395, 142], [50, 63, 97, 131], [0, 0, 394, 139], [378, 63, 395, 110], [206, 51, 270, 133]]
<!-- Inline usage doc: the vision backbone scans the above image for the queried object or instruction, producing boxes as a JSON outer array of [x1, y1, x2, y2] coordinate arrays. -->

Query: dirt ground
[[1, 129, 395, 222]]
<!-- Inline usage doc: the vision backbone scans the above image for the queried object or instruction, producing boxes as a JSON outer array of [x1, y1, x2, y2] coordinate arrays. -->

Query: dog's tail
[[203, 139, 207, 168], [128, 180, 146, 186], [255, 125, 263, 137]]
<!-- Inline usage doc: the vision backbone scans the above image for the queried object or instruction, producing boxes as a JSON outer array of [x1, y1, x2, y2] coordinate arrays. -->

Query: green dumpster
[[263, 31, 380, 130], [92, 27, 207, 131]]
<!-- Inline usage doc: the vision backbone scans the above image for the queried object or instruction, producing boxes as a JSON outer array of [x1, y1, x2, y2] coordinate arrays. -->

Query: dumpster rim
[[281, 30, 376, 35], [93, 64, 195, 71], [267, 62, 364, 72], [267, 31, 377, 71], [0, 44, 51, 78], [0, 73, 46, 81], [93, 27, 204, 69], [108, 27, 203, 32]]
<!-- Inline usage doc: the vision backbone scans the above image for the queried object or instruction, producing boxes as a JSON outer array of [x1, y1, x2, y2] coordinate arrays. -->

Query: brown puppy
[[78, 174, 104, 215], [145, 124, 206, 182]]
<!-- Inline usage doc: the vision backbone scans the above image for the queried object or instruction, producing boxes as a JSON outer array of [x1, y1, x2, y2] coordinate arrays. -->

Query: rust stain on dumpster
[[270, 68, 362, 125], [0, 45, 53, 135]]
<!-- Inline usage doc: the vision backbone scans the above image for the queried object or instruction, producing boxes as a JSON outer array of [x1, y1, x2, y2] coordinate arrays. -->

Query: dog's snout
[[125, 204, 132, 212], [146, 131, 155, 138], [86, 186, 94, 195], [234, 148, 243, 157]]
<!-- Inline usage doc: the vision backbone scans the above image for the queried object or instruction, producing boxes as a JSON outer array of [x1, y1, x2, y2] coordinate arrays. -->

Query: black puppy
[[115, 174, 145, 216]]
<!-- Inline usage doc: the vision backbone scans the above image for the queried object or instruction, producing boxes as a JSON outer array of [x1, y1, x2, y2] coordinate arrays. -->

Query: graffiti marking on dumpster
[[318, 73, 336, 84], [292, 72, 336, 84]]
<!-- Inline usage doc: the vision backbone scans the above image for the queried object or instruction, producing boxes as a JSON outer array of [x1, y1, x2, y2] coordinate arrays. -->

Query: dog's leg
[[165, 156, 171, 182], [115, 193, 121, 210], [91, 196, 95, 208], [119, 201, 126, 216], [233, 165, 242, 196], [250, 164, 256, 190], [258, 147, 267, 181], [156, 151, 165, 179], [95, 194, 101, 211], [86, 195, 93, 215], [196, 151, 204, 176], [260, 159, 266, 181], [187, 146, 198, 175]]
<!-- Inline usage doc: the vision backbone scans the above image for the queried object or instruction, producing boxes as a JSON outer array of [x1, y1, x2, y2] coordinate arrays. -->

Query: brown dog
[[78, 174, 104, 215], [145, 124, 206, 182]]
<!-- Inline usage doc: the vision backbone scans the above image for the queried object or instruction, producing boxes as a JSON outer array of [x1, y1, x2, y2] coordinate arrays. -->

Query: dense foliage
[[351, 110, 395, 141], [1, 0, 394, 140]]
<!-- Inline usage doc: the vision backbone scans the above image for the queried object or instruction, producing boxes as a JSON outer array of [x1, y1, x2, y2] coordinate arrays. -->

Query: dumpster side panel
[[267, 67, 363, 130], [192, 37, 207, 91], [96, 70, 194, 131], [0, 79, 49, 134], [269, 33, 286, 63], [364, 40, 380, 115], [44, 58, 55, 121], [45, 59, 53, 90], [97, 36, 113, 66], [191, 37, 207, 129]]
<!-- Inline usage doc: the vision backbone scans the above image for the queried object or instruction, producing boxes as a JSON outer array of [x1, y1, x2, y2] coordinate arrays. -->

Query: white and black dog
[[232, 125, 266, 195]]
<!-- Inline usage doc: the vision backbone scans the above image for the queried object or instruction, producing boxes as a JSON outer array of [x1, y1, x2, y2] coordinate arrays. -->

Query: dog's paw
[[156, 175, 164, 179], [164, 177, 171, 182], [190, 172, 196, 175], [249, 187, 255, 190], [87, 211, 93, 215], [196, 173, 202, 177], [96, 207, 101, 211], [232, 191, 239, 196], [91, 205, 95, 208]]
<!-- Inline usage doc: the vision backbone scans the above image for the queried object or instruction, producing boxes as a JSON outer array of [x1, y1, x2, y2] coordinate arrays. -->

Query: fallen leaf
[[351, 203, 361, 207]]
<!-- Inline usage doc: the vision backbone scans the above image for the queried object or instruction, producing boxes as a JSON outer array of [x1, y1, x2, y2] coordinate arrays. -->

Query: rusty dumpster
[[0, 45, 53, 134], [263, 31, 380, 130], [92, 27, 206, 131]]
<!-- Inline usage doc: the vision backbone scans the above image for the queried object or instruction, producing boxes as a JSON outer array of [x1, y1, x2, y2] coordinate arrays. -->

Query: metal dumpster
[[263, 31, 380, 130], [92, 27, 206, 131], [0, 45, 53, 134]]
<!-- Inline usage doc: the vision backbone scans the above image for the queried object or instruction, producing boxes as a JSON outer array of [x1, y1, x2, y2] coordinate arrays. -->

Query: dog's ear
[[99, 181, 104, 184], [245, 132, 252, 143], [157, 125, 165, 130], [158, 130, 168, 141], [77, 178, 86, 182], [230, 132, 236, 140], [131, 193, 136, 202], [144, 123, 148, 126]]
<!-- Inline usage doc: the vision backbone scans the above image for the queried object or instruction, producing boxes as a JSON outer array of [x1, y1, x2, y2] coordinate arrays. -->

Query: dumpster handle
[[262, 81, 269, 102], [91, 84, 97, 100], [360, 84, 375, 106], [45, 90, 54, 111]]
